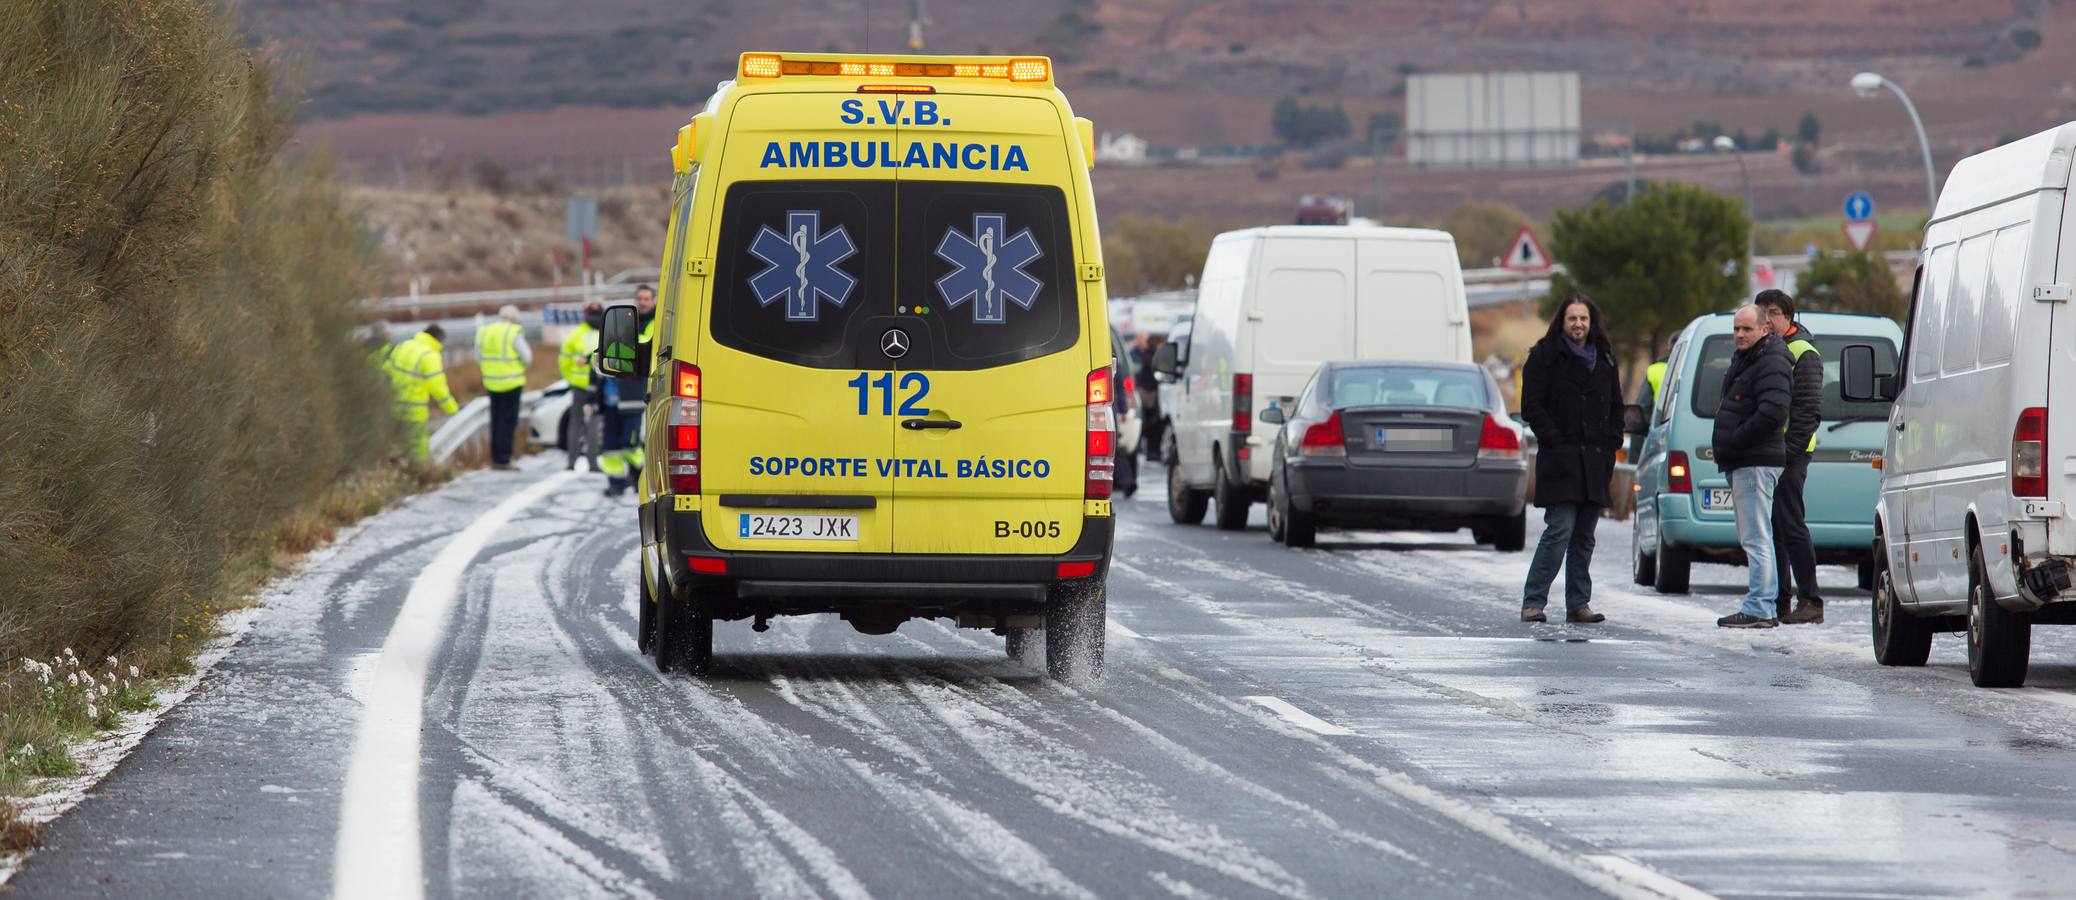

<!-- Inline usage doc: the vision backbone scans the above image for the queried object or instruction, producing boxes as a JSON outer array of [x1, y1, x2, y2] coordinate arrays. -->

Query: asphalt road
[[15, 455, 2076, 899]]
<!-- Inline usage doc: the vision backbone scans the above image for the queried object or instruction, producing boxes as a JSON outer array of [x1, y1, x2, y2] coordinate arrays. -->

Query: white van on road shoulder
[[1843, 120, 2076, 687], [1154, 225, 1472, 530]]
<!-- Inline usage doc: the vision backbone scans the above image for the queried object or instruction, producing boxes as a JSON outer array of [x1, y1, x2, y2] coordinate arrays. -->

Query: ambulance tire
[[656, 583, 714, 677], [1005, 628, 1041, 667], [1044, 581, 1106, 682], [1167, 454, 1209, 525], [1967, 541, 2031, 688], [1213, 459, 1250, 531], [637, 567, 656, 654]]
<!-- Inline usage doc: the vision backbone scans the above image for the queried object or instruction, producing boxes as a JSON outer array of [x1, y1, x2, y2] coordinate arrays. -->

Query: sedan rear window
[[1326, 366, 1490, 410]]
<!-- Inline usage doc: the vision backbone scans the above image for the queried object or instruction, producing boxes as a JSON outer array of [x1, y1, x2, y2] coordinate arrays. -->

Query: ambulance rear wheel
[[637, 566, 657, 654], [1044, 581, 1106, 683], [1005, 628, 1041, 667], [656, 583, 714, 676]]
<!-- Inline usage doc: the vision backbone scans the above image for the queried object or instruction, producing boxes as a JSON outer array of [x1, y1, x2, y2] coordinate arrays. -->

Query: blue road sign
[[1844, 191, 1875, 222]]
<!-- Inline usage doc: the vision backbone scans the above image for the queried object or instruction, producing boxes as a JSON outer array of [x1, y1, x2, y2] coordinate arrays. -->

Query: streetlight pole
[[1852, 71, 1939, 216], [1714, 135, 1754, 263]]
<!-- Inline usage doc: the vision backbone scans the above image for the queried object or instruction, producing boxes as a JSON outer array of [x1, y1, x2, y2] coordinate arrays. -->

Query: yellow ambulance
[[597, 52, 1115, 681]]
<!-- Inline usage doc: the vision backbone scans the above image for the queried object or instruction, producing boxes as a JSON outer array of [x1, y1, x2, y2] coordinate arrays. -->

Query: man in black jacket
[[1714, 305, 1795, 628], [1756, 290, 1825, 623], [1518, 294, 1623, 624]]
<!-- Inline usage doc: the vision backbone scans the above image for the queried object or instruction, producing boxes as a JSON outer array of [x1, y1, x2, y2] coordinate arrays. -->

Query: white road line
[[333, 472, 579, 900], [1244, 696, 1355, 736], [1584, 855, 1720, 900]]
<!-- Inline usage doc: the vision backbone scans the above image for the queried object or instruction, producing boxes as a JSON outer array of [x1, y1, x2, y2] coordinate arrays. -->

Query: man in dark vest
[[1517, 293, 1624, 624], [1756, 289, 1825, 623]]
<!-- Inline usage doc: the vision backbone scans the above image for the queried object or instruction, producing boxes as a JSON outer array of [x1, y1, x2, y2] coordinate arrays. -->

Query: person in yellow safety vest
[[387, 324, 460, 461], [598, 285, 655, 497], [559, 302, 603, 472], [1627, 358, 1668, 462], [365, 321, 396, 368], [477, 305, 534, 470], [1756, 289, 1826, 624]]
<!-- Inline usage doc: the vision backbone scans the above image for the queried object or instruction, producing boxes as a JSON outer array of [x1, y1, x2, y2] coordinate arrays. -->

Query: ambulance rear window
[[898, 182, 1078, 370], [710, 181, 895, 368]]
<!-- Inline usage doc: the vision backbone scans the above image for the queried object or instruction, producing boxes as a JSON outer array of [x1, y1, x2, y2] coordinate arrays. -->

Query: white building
[[1096, 131, 1149, 164]]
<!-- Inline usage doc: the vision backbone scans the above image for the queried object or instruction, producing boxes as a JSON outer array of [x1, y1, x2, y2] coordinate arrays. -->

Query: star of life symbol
[[747, 210, 858, 321], [934, 213, 1043, 325]]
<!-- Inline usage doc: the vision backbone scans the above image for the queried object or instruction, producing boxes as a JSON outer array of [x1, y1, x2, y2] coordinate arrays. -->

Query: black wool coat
[[1519, 337, 1624, 508]]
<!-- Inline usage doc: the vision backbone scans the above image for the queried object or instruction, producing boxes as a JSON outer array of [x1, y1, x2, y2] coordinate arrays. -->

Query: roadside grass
[[0, 0, 449, 850]]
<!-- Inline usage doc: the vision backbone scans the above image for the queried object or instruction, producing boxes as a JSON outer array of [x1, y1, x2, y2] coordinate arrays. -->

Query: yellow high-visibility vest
[[476, 321, 528, 393], [559, 323, 598, 390], [1646, 360, 1666, 403], [1786, 337, 1818, 452], [386, 333, 459, 422]]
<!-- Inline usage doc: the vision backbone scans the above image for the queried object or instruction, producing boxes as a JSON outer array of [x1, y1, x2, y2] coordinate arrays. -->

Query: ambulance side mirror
[[1840, 343, 1897, 403], [596, 303, 645, 379]]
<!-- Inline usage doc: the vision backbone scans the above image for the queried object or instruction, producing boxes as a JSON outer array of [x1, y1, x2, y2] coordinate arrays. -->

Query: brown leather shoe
[[1781, 600, 1824, 625], [1566, 605, 1606, 623], [1521, 606, 1548, 623]]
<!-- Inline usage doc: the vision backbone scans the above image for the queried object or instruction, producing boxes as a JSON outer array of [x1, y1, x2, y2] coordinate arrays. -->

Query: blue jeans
[[1730, 466, 1782, 618], [1523, 503, 1599, 611]]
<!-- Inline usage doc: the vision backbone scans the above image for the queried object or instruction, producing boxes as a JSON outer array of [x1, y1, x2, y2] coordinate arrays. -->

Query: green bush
[[0, 0, 393, 665]]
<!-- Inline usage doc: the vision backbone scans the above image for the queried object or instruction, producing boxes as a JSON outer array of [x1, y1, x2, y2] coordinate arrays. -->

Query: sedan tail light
[[1298, 411, 1346, 457], [1477, 415, 1522, 461]]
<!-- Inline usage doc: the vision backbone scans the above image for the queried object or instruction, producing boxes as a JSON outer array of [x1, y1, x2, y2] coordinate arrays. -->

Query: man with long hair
[[1517, 294, 1624, 623]]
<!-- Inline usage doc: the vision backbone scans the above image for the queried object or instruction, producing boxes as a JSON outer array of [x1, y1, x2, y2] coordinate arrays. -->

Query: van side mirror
[[1259, 406, 1286, 425], [1622, 404, 1647, 435], [596, 303, 645, 379], [1840, 343, 1897, 403], [1153, 342, 1181, 377]]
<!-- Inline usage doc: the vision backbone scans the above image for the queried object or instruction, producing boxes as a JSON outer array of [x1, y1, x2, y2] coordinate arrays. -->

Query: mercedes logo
[[880, 328, 911, 359]]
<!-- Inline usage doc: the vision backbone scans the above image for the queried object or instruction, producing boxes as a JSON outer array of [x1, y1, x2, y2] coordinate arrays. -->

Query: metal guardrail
[[426, 383, 561, 464]]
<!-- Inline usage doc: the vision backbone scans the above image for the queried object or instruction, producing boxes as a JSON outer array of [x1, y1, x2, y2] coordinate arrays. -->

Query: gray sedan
[[1262, 361, 1528, 549]]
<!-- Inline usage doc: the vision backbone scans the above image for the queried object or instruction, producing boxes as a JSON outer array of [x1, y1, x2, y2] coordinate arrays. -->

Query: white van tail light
[[669, 362, 702, 495], [1477, 415, 1523, 461], [1087, 367, 1115, 499], [2013, 407, 2047, 497]]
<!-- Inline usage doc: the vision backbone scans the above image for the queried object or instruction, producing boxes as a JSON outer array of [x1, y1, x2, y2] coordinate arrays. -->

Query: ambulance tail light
[[1087, 367, 1116, 500], [668, 362, 702, 495], [2013, 407, 2047, 497], [1666, 451, 1692, 494]]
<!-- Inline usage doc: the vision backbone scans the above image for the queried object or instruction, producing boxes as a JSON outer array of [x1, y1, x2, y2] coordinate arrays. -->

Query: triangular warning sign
[[1842, 220, 1878, 252], [1501, 226, 1551, 271]]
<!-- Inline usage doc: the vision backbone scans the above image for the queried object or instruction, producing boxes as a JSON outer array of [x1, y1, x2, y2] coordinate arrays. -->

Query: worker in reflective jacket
[[387, 324, 460, 461], [559, 302, 603, 471], [476, 305, 533, 470]]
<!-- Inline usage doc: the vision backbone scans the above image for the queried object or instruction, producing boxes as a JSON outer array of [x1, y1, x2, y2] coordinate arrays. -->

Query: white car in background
[[526, 380, 574, 449]]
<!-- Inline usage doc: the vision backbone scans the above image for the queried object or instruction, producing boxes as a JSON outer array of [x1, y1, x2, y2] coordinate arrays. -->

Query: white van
[[1842, 121, 2076, 687], [1154, 225, 1471, 529]]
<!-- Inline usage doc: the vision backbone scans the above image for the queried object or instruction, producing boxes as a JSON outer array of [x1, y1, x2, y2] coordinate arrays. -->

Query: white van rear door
[[1252, 239, 1354, 389], [1356, 240, 1464, 362]]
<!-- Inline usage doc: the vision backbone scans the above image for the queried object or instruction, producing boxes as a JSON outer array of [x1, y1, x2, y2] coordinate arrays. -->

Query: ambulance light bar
[[739, 53, 1051, 84]]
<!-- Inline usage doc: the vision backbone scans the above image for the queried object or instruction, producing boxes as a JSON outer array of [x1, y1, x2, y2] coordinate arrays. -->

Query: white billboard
[[1408, 72, 1580, 168]]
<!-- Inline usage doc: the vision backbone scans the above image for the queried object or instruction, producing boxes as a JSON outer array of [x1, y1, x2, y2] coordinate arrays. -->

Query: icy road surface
[[15, 456, 2076, 898]]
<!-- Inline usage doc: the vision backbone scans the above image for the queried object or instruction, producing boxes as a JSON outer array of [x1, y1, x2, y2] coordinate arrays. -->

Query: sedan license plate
[[1378, 427, 1452, 451], [738, 514, 858, 541], [1700, 488, 1734, 511]]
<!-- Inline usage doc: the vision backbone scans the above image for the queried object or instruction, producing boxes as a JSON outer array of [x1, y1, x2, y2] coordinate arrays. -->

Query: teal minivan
[[1629, 312, 1902, 593]]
